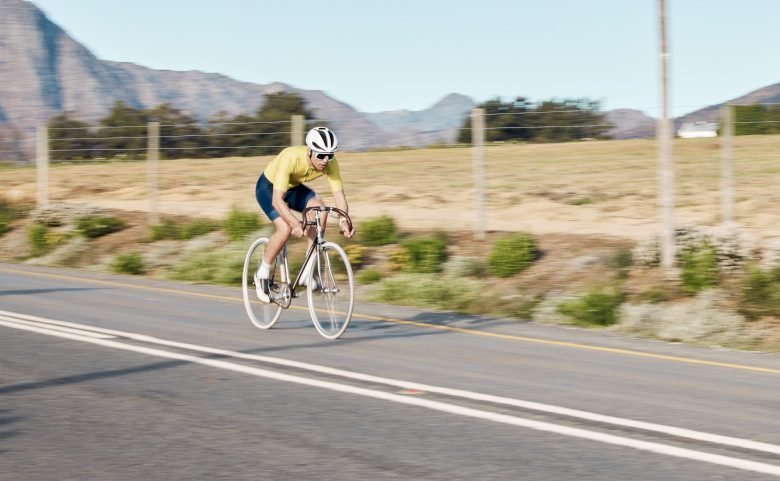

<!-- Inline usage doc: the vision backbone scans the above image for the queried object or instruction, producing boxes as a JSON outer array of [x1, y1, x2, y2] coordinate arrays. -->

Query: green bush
[[357, 268, 383, 284], [611, 247, 633, 279], [740, 266, 780, 318], [401, 234, 448, 273], [27, 223, 52, 257], [76, 215, 126, 238], [223, 207, 262, 241], [558, 290, 623, 326], [680, 242, 719, 295], [151, 218, 219, 241], [150, 219, 179, 241], [179, 219, 219, 239], [488, 233, 538, 278], [374, 274, 479, 311], [360, 215, 399, 246], [170, 246, 245, 285], [0, 200, 13, 235], [111, 252, 146, 275]]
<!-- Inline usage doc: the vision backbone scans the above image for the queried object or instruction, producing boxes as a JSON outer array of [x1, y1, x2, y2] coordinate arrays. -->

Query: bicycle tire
[[242, 237, 284, 329], [307, 241, 354, 340]]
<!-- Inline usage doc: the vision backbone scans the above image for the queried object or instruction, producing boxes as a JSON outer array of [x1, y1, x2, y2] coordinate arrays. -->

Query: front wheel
[[307, 242, 354, 340], [242, 237, 284, 329]]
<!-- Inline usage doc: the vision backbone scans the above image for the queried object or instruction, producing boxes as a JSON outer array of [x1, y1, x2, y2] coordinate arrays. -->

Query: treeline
[[734, 104, 780, 136], [48, 93, 313, 161], [457, 97, 611, 143]]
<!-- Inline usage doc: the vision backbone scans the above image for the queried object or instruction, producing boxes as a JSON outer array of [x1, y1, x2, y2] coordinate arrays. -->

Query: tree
[[458, 97, 611, 144], [47, 112, 95, 161], [96, 101, 149, 158], [148, 104, 207, 159]]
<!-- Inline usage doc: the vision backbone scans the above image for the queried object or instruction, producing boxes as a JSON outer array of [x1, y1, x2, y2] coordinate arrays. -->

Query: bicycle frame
[[275, 206, 351, 300]]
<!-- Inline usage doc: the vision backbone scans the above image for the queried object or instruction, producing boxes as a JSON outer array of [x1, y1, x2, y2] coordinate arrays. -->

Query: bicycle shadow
[[239, 308, 527, 353]]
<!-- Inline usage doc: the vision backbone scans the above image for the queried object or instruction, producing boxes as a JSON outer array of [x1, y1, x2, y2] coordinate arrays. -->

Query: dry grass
[[2, 136, 780, 241]]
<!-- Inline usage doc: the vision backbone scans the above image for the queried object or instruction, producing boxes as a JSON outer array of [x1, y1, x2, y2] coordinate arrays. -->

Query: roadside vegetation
[[1, 199, 778, 352]]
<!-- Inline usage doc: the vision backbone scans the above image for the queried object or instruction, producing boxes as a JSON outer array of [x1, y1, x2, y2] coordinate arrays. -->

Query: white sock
[[258, 261, 272, 279]]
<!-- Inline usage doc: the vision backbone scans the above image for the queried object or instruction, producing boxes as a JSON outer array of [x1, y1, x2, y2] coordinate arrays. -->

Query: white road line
[[0, 315, 115, 339], [2, 315, 780, 476], [3, 309, 777, 457]]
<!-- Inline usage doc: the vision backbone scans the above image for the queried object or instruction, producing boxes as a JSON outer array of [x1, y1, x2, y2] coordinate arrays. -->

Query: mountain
[[675, 83, 780, 127], [366, 93, 476, 138], [0, 0, 474, 158], [606, 109, 656, 139]]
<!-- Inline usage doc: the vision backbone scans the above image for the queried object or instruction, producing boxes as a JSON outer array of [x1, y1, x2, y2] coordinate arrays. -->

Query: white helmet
[[305, 126, 339, 154]]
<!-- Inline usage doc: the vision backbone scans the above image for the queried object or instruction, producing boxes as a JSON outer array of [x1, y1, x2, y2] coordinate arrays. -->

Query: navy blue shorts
[[255, 173, 316, 222]]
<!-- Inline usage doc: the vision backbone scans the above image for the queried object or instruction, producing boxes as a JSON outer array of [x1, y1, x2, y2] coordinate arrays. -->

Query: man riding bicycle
[[254, 126, 356, 303]]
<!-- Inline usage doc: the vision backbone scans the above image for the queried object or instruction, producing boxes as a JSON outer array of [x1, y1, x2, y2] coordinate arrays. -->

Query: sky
[[29, 0, 780, 117]]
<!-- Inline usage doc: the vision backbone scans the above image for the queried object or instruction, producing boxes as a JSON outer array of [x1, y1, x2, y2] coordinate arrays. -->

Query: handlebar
[[300, 206, 353, 233]]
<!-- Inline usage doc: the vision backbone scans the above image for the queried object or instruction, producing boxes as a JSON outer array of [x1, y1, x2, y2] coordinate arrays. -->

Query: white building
[[677, 121, 718, 138]]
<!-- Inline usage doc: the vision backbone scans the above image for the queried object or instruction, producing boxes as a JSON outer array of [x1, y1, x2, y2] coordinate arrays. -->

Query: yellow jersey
[[263, 145, 343, 193]]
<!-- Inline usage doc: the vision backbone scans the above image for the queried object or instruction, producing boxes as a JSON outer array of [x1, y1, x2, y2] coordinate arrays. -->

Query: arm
[[332, 190, 355, 238]]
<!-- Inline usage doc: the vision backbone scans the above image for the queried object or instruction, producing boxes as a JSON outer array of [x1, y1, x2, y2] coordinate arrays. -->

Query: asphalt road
[[1, 263, 779, 480]]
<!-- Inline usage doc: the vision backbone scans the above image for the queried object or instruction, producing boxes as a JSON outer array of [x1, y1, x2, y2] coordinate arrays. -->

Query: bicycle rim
[[242, 237, 283, 329], [307, 242, 354, 340]]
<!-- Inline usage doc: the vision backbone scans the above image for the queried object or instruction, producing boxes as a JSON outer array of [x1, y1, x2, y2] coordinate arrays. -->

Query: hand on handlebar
[[291, 223, 305, 238], [339, 217, 355, 239]]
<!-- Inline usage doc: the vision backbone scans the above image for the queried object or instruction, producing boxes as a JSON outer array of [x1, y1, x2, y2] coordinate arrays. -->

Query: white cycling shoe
[[254, 273, 271, 303]]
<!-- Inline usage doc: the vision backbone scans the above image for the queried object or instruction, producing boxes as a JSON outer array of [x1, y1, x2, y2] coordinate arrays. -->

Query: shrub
[[401, 234, 448, 273], [224, 207, 262, 241], [357, 268, 383, 284], [740, 266, 780, 318], [150, 219, 179, 241], [558, 290, 623, 326], [27, 223, 51, 257], [374, 274, 479, 311], [0, 199, 13, 235], [76, 214, 126, 238], [680, 242, 719, 295], [343, 243, 367, 268], [179, 219, 219, 239], [633, 225, 754, 271], [111, 252, 146, 275], [611, 247, 633, 279], [151, 218, 219, 241], [170, 245, 245, 285], [488, 233, 538, 278], [360, 215, 399, 246]]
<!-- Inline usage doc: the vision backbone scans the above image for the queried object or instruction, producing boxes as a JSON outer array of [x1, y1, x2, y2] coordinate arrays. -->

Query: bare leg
[[263, 218, 292, 265]]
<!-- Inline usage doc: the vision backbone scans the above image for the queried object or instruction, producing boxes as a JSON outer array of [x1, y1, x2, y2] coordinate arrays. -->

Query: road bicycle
[[242, 206, 355, 340]]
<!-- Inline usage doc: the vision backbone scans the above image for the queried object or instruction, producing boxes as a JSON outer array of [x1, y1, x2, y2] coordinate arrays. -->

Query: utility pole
[[658, 0, 676, 271], [36, 125, 49, 208], [147, 121, 160, 226], [720, 103, 734, 224], [471, 108, 486, 240]]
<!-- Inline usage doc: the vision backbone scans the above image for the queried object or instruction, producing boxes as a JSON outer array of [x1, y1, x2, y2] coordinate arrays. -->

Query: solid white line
[[0, 315, 115, 339], [2, 309, 780, 457], [2, 318, 780, 477]]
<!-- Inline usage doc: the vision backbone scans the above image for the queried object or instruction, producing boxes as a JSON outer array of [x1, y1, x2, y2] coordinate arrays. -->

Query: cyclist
[[254, 126, 356, 302]]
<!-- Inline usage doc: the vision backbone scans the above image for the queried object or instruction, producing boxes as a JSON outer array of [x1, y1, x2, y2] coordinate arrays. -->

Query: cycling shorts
[[255, 173, 316, 222]]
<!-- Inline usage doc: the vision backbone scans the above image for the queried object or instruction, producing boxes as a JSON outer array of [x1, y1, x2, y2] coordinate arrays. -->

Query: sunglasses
[[314, 152, 334, 161]]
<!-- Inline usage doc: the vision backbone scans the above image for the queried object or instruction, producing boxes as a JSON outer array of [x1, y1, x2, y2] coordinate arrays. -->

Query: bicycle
[[242, 206, 355, 340]]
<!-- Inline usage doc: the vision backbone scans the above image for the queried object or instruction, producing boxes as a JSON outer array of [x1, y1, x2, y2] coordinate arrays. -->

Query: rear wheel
[[242, 237, 285, 329], [307, 242, 354, 339]]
